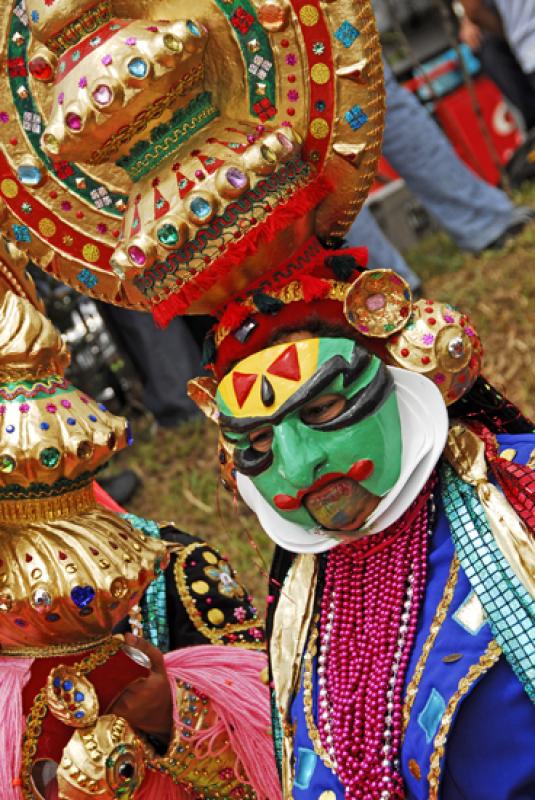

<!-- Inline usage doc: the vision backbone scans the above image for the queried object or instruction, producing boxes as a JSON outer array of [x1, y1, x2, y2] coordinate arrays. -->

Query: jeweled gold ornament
[[0, 293, 129, 497], [0, 0, 384, 320], [0, 292, 169, 653], [47, 666, 100, 727], [344, 269, 412, 338], [385, 300, 483, 405], [57, 715, 146, 800]]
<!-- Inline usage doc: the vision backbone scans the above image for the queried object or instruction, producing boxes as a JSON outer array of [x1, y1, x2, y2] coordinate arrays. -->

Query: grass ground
[[115, 183, 535, 609]]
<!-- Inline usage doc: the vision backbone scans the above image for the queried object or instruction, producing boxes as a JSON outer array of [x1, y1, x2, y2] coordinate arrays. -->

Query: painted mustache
[[273, 459, 375, 511]]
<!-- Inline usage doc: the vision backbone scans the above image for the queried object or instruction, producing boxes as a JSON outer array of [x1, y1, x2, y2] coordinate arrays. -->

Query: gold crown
[[0, 292, 130, 519]]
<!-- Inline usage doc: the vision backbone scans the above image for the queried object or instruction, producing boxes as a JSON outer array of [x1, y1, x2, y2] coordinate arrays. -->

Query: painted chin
[[303, 478, 380, 531]]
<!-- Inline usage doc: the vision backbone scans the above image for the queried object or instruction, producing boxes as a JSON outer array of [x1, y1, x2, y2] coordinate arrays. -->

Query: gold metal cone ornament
[[0, 291, 169, 654], [0, 0, 384, 322], [0, 291, 130, 502]]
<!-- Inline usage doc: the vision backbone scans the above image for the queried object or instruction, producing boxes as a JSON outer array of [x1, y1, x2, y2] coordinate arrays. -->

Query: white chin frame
[[237, 367, 449, 554]]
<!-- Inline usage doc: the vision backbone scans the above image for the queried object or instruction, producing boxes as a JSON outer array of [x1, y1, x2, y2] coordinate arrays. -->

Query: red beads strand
[[318, 479, 435, 799]]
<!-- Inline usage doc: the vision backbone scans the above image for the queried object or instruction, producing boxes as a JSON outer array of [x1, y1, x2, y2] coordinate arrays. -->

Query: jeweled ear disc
[[343, 269, 412, 338]]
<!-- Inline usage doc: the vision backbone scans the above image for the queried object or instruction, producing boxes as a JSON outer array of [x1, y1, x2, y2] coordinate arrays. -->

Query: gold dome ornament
[[0, 0, 384, 320], [385, 298, 483, 405], [0, 292, 129, 508], [0, 291, 168, 654], [344, 269, 412, 338]]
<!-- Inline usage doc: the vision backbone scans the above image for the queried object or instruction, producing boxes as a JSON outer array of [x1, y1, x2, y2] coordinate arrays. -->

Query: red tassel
[[153, 174, 332, 327], [219, 302, 251, 331], [350, 246, 369, 268], [300, 274, 330, 302]]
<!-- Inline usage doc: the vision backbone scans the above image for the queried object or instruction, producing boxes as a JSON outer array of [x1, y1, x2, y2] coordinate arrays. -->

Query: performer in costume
[[202, 254, 535, 800], [0, 248, 279, 800], [1, 0, 534, 797]]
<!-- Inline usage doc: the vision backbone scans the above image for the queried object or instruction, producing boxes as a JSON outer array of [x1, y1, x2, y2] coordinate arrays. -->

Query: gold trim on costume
[[1, 633, 113, 659], [270, 553, 319, 797], [173, 542, 264, 649], [402, 555, 460, 736], [0, 483, 96, 523], [151, 679, 255, 797], [427, 641, 501, 799]]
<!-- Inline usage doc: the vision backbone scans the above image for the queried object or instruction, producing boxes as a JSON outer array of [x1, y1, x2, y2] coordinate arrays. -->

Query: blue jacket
[[289, 434, 535, 798]]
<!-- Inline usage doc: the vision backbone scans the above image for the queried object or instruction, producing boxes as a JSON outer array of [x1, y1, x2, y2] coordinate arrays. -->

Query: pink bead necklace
[[318, 479, 436, 799]]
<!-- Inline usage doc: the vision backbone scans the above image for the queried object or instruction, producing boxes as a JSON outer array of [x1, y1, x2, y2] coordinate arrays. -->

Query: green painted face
[[217, 338, 402, 531]]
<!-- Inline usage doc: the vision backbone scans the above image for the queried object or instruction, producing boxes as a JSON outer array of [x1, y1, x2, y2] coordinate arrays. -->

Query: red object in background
[[370, 72, 522, 193], [433, 75, 522, 185]]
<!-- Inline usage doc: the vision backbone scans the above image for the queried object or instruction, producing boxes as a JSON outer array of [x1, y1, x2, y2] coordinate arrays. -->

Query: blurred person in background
[[346, 58, 534, 293], [101, 304, 205, 429], [461, 0, 535, 91], [458, 0, 535, 129]]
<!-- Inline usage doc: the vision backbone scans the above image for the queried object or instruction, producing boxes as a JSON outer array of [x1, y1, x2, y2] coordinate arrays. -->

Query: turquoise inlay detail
[[335, 20, 360, 48], [345, 104, 368, 131], [77, 268, 98, 289], [453, 591, 487, 636], [294, 747, 317, 790], [441, 464, 535, 702], [121, 514, 170, 653], [418, 688, 446, 743], [270, 692, 284, 776]]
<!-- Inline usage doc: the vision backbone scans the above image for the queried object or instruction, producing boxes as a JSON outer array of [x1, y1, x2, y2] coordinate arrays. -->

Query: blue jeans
[[346, 62, 515, 289]]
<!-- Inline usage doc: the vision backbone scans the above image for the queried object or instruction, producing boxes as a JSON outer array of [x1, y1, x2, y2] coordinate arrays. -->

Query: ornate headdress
[[0, 0, 384, 318], [0, 0, 488, 410], [1, 2, 533, 449]]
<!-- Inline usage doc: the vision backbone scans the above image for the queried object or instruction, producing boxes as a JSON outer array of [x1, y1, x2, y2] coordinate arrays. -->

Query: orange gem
[[258, 0, 288, 31], [408, 759, 421, 780]]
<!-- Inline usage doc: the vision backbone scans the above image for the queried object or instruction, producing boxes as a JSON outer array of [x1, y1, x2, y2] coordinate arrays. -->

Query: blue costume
[[274, 434, 535, 798]]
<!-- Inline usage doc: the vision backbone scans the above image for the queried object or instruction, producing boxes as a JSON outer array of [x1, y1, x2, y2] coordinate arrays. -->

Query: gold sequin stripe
[[173, 543, 264, 649], [303, 615, 335, 771], [90, 65, 205, 165], [427, 641, 501, 800], [1, 633, 114, 659], [0, 483, 96, 523], [402, 555, 460, 736], [214, 280, 349, 348], [20, 636, 122, 799], [48, 0, 113, 55]]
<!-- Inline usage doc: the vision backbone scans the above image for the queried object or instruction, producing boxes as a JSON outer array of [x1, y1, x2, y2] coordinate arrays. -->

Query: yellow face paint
[[218, 338, 320, 418]]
